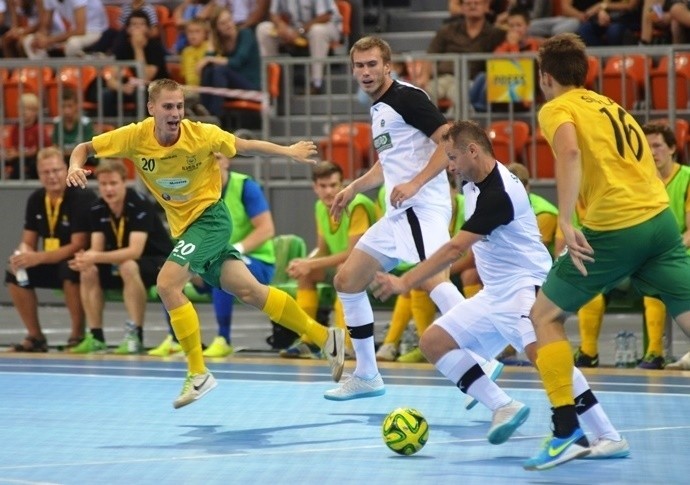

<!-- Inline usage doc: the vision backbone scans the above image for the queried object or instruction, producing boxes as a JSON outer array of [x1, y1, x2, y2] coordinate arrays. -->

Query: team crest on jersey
[[380, 119, 385, 127], [374, 133, 392, 153], [183, 155, 201, 172]]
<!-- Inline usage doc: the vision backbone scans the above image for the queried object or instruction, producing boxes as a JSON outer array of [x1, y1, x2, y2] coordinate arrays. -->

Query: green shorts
[[543, 208, 690, 317], [167, 201, 240, 288]]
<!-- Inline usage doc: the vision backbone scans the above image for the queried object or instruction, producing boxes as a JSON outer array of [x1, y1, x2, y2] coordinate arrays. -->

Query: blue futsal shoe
[[523, 427, 590, 470]]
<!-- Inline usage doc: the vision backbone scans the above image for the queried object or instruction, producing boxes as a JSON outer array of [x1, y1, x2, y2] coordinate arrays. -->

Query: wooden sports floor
[[0, 350, 688, 485]]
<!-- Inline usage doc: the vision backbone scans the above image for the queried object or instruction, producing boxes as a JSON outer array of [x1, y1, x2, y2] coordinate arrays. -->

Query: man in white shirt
[[24, 0, 108, 58]]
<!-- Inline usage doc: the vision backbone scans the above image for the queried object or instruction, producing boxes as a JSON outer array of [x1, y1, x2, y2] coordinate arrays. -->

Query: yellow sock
[[643, 296, 666, 356], [384, 293, 412, 345], [410, 289, 435, 338], [577, 293, 605, 356], [463, 283, 482, 299], [296, 288, 318, 319], [333, 297, 353, 350], [296, 288, 319, 345], [263, 287, 328, 348], [169, 302, 205, 374], [536, 340, 575, 408]]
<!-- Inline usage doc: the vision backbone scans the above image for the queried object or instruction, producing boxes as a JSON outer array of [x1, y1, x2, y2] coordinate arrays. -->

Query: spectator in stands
[[576, 0, 641, 45], [280, 161, 376, 359], [68, 160, 173, 355], [528, 0, 600, 38], [198, 7, 260, 120], [420, 0, 505, 115], [149, 152, 276, 358], [219, 0, 270, 30], [646, 0, 690, 43], [181, 18, 211, 87], [96, 9, 169, 117], [52, 87, 94, 164], [495, 0, 552, 28], [469, 5, 541, 111], [5, 93, 51, 180], [173, 0, 216, 54], [119, 0, 160, 39], [639, 0, 673, 44], [24, 0, 108, 58], [2, 0, 66, 58], [0, 0, 7, 40], [6, 147, 95, 352], [256, 0, 342, 95]]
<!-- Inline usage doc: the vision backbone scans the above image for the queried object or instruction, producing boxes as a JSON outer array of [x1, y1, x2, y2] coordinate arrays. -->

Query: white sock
[[436, 348, 511, 411], [429, 281, 464, 314], [337, 291, 378, 379], [572, 367, 621, 441]]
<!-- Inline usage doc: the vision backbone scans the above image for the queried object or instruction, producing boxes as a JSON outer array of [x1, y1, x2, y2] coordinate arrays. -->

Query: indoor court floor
[[1, 304, 689, 484]]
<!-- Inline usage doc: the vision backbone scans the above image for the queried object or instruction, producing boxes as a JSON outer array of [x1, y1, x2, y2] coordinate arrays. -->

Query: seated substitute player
[[67, 78, 345, 409], [68, 159, 173, 354], [281, 161, 377, 359], [373, 120, 629, 455]]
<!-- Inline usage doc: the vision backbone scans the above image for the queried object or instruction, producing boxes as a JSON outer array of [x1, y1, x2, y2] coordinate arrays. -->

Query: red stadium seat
[[487, 120, 530, 165], [601, 54, 651, 109], [650, 53, 690, 110]]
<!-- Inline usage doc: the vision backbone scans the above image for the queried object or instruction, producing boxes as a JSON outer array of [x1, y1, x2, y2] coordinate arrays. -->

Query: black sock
[[91, 328, 105, 343], [136, 326, 143, 343], [552, 405, 580, 438]]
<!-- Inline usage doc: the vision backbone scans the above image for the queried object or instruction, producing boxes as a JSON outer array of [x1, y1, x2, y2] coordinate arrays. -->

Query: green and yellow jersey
[[92, 118, 236, 238], [539, 88, 668, 231]]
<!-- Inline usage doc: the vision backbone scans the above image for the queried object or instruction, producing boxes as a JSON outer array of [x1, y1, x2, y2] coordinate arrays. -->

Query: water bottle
[[614, 331, 627, 368], [13, 251, 29, 287]]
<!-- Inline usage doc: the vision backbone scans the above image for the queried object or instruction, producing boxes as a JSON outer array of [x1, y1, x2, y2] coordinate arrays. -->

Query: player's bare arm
[[552, 122, 594, 275], [330, 161, 384, 220], [66, 141, 95, 188], [234, 137, 318, 165], [390, 124, 449, 208], [372, 230, 482, 301]]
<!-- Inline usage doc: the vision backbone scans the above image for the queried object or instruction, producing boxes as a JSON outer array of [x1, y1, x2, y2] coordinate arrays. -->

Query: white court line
[[1, 369, 690, 397], [1, 424, 689, 472], [2, 361, 690, 391], [0, 479, 61, 485]]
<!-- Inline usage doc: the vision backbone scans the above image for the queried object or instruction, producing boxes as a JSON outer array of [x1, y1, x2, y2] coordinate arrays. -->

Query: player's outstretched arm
[[330, 161, 384, 221], [234, 137, 318, 164], [66, 141, 95, 188], [372, 230, 481, 301]]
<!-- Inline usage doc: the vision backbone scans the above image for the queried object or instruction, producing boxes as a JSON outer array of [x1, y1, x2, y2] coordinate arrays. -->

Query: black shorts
[[5, 261, 79, 288], [97, 256, 167, 289]]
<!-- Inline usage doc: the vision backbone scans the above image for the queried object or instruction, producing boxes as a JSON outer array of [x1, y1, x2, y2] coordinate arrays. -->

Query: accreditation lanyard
[[110, 215, 125, 249], [44, 195, 63, 238]]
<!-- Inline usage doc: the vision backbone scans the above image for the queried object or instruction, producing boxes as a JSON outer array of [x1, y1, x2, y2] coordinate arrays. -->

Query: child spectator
[[6, 93, 51, 179], [51, 86, 94, 164], [173, 0, 215, 53], [119, 0, 160, 39], [469, 6, 541, 112], [180, 17, 210, 86]]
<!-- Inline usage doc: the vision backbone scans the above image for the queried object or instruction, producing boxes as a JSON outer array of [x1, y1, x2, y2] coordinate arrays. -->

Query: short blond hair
[[148, 79, 183, 103], [94, 159, 128, 180]]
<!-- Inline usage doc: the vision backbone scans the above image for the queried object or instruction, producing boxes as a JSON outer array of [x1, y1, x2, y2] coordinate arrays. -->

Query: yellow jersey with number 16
[[92, 118, 237, 238], [539, 88, 668, 231]]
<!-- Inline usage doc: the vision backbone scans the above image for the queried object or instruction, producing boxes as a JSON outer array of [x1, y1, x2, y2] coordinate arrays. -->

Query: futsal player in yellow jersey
[[66, 79, 346, 409], [524, 33, 690, 471]]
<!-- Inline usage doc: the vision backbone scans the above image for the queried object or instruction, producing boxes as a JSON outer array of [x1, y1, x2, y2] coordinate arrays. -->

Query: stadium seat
[[319, 122, 373, 179], [46, 66, 98, 117], [601, 54, 651, 109], [271, 234, 308, 299], [525, 127, 555, 179], [585, 55, 601, 90], [650, 52, 690, 110], [3, 67, 53, 118], [105, 5, 122, 30], [487, 120, 530, 164]]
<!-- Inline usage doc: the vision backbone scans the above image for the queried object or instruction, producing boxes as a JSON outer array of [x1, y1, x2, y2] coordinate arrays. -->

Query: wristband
[[234, 242, 245, 254]]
